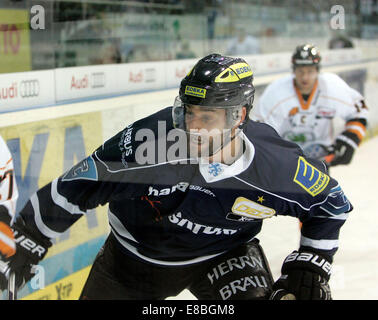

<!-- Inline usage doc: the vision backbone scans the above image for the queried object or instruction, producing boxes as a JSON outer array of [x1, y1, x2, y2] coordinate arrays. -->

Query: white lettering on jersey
[[168, 212, 238, 236], [148, 182, 189, 196]]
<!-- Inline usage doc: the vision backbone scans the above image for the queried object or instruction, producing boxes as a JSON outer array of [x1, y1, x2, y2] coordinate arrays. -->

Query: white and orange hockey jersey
[[0, 135, 18, 221], [252, 72, 368, 154], [0, 135, 18, 257]]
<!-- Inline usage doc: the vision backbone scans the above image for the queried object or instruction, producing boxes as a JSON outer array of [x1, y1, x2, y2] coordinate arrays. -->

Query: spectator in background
[[175, 41, 196, 60], [328, 32, 354, 49], [102, 40, 122, 64], [226, 27, 260, 56], [91, 40, 122, 65]]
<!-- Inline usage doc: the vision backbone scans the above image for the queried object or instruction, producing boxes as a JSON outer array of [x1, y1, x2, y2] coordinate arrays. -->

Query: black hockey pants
[[79, 232, 274, 300]]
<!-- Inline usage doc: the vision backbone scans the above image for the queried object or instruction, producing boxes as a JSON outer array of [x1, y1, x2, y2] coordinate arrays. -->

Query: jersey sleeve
[[18, 133, 126, 240], [298, 184, 352, 261], [325, 73, 369, 144], [0, 135, 18, 224], [18, 107, 173, 240], [329, 73, 367, 120], [285, 155, 352, 261], [17, 121, 144, 239], [341, 86, 368, 147]]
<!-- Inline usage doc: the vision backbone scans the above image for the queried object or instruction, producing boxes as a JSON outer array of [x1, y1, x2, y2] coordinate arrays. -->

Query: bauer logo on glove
[[284, 251, 332, 277]]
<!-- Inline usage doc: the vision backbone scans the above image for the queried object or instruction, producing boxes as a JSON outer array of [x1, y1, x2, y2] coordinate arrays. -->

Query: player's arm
[[329, 82, 369, 166], [272, 184, 351, 300], [1, 107, 167, 291], [271, 157, 352, 300], [0, 129, 130, 291]]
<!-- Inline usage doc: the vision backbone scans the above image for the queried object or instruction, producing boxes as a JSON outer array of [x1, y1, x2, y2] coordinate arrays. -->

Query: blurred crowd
[[2, 0, 377, 70]]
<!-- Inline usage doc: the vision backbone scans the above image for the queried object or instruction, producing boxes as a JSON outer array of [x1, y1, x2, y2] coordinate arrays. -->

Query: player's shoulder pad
[[320, 72, 344, 82], [258, 74, 295, 110], [319, 72, 364, 104], [319, 72, 351, 92], [261, 74, 294, 96], [244, 120, 303, 181], [243, 121, 334, 206], [93, 107, 174, 172]]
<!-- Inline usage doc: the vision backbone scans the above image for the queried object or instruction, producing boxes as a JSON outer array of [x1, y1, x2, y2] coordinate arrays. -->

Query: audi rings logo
[[20, 80, 40, 98], [91, 72, 106, 88]]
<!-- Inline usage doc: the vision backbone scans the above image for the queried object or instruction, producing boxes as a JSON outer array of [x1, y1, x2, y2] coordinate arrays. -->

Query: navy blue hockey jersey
[[20, 107, 352, 265]]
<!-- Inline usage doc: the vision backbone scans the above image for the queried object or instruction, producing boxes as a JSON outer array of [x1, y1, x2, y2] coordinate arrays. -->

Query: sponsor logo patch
[[316, 107, 336, 119], [231, 197, 275, 220], [215, 62, 253, 83], [185, 85, 206, 98], [294, 156, 330, 197]]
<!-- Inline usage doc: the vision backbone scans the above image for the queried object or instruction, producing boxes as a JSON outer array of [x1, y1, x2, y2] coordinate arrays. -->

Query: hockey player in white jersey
[[0, 135, 18, 286], [253, 44, 368, 167], [0, 54, 353, 300]]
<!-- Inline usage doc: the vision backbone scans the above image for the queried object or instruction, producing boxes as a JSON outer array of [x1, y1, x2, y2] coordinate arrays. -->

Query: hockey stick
[[0, 260, 17, 300], [7, 272, 16, 300]]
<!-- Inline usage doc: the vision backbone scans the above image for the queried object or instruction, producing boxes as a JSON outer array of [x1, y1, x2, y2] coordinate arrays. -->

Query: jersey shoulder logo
[[293, 156, 329, 197], [231, 197, 276, 220], [62, 155, 98, 182]]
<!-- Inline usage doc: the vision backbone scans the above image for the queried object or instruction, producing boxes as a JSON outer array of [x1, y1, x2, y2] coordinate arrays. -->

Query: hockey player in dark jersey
[[0, 54, 352, 300]]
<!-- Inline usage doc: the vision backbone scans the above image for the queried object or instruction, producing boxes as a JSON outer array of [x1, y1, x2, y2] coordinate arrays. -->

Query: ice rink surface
[[168, 135, 378, 300]]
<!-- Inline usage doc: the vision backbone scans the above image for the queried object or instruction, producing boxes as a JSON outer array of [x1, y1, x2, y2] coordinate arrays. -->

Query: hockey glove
[[270, 250, 332, 300], [0, 215, 51, 291], [329, 121, 365, 167]]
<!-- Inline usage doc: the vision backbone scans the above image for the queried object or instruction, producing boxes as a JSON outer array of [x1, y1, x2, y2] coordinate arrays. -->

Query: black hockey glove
[[329, 131, 358, 167], [0, 215, 51, 291], [270, 251, 332, 300]]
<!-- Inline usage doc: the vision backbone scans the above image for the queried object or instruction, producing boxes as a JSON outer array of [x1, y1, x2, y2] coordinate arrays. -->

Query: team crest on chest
[[208, 163, 223, 177]]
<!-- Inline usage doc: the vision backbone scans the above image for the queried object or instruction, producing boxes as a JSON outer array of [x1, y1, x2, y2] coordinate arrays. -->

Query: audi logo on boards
[[145, 68, 156, 83], [90, 72, 106, 88], [19, 80, 40, 98]]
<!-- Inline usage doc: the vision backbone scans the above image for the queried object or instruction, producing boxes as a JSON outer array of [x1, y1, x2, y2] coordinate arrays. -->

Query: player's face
[[185, 105, 227, 132], [294, 66, 318, 93], [185, 105, 227, 157]]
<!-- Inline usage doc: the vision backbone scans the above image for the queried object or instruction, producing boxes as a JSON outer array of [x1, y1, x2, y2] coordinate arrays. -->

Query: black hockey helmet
[[292, 44, 321, 70], [173, 53, 255, 130]]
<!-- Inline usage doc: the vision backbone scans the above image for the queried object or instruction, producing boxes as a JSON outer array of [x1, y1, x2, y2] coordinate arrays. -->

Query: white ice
[[168, 135, 378, 300]]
